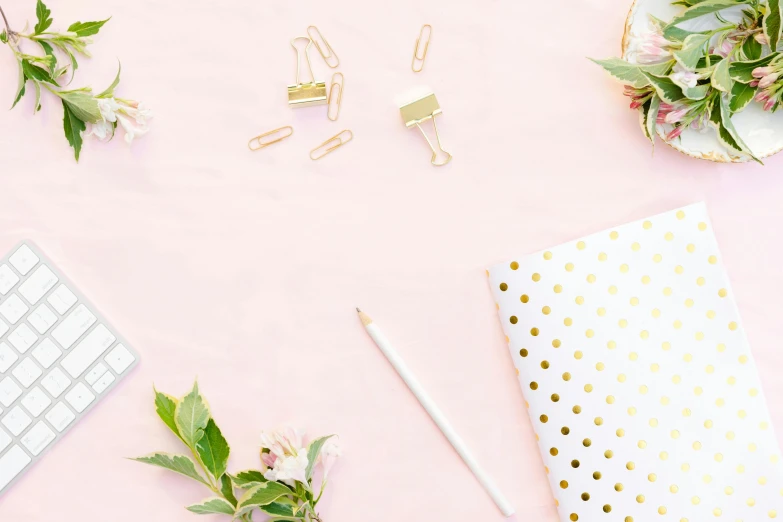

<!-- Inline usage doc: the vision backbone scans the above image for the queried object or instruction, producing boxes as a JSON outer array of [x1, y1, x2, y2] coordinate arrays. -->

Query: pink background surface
[[1, 0, 783, 521]]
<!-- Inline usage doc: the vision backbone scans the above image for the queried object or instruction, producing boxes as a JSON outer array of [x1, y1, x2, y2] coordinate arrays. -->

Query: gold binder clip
[[248, 126, 293, 151], [327, 72, 344, 121], [288, 37, 327, 108], [412, 24, 432, 73], [310, 129, 353, 160], [399, 91, 452, 166], [307, 25, 339, 68]]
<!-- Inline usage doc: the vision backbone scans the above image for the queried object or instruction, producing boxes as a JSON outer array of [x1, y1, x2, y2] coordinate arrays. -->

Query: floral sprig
[[591, 0, 783, 164], [134, 382, 341, 522], [0, 1, 151, 161]]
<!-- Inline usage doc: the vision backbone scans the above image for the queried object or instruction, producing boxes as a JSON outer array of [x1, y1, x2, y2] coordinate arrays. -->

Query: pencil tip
[[356, 307, 361, 312]]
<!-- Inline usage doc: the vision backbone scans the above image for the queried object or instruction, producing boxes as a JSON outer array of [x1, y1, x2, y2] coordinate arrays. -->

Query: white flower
[[117, 114, 149, 144], [97, 98, 121, 123], [85, 120, 114, 142], [627, 24, 673, 64], [123, 102, 153, 125], [671, 63, 700, 89], [263, 452, 309, 486], [320, 438, 342, 478]]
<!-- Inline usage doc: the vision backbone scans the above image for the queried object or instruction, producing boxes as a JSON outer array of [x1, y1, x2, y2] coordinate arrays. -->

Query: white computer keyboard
[[0, 242, 139, 496]]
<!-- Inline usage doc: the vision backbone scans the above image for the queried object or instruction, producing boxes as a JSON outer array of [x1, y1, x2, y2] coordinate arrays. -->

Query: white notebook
[[488, 203, 781, 522]]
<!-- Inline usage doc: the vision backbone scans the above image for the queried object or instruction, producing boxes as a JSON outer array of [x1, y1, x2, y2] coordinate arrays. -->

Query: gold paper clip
[[288, 37, 327, 108], [307, 25, 339, 68], [248, 126, 294, 151], [310, 129, 353, 160], [412, 24, 432, 73], [399, 91, 452, 166], [327, 72, 344, 121]]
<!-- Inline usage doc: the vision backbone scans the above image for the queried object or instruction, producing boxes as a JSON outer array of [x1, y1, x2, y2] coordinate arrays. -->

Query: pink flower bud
[[666, 126, 684, 141], [759, 73, 781, 89], [753, 66, 775, 79], [756, 90, 771, 103], [765, 98, 776, 111], [750, 80, 760, 87], [630, 100, 644, 110], [756, 33, 770, 45], [665, 108, 689, 124], [659, 103, 674, 111]]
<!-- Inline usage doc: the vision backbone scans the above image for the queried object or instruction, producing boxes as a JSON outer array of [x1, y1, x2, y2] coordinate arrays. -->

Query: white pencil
[[357, 308, 515, 517]]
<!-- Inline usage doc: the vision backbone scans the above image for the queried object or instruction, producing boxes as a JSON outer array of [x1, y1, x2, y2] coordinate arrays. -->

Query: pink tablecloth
[[1, 0, 782, 521]]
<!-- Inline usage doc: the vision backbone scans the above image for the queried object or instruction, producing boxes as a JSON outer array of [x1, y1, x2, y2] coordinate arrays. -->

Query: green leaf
[[1, 30, 8, 44], [154, 388, 181, 439], [764, 0, 783, 51], [696, 54, 723, 70], [131, 453, 209, 486], [730, 80, 756, 113], [683, 83, 712, 99], [175, 381, 211, 449], [11, 61, 26, 109], [186, 498, 236, 516], [742, 36, 762, 61], [590, 58, 674, 88], [672, 33, 711, 70], [33, 81, 41, 113], [711, 57, 733, 92], [729, 53, 780, 83], [231, 470, 267, 489], [59, 91, 101, 123], [236, 482, 293, 514], [34, 0, 53, 35], [220, 474, 238, 507], [641, 72, 686, 103], [38, 41, 56, 73], [67, 19, 110, 37], [642, 97, 661, 145], [666, 0, 742, 28], [714, 95, 762, 163], [305, 435, 334, 480], [260, 501, 302, 520], [195, 419, 230, 481], [97, 62, 121, 98], [62, 101, 85, 162], [21, 59, 56, 85]]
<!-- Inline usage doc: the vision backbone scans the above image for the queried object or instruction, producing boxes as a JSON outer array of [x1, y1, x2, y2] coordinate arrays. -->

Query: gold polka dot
[[641, 275, 651, 284], [687, 243, 696, 253], [530, 382, 539, 390], [653, 254, 663, 263], [750, 388, 759, 397], [571, 460, 580, 468], [629, 352, 638, 361], [615, 483, 623, 491], [761, 421, 770, 430], [677, 210, 686, 219], [719, 288, 728, 298], [708, 255, 718, 264], [643, 221, 652, 230], [713, 508, 722, 516], [706, 364, 715, 373], [610, 231, 619, 240], [632, 242, 641, 251], [616, 428, 625, 437], [671, 430, 680, 439], [520, 294, 529, 303], [697, 277, 706, 286], [530, 327, 539, 336], [570, 515, 578, 522], [682, 463, 690, 472], [684, 353, 693, 362], [749, 443, 758, 452], [596, 362, 605, 371], [737, 464, 744, 473], [717, 343, 726, 352], [698, 222, 708, 231], [564, 317, 573, 326], [625, 518, 633, 522], [532, 273, 541, 282], [510, 316, 518, 324], [603, 505, 612, 513], [619, 319, 628, 328], [729, 321, 738, 331], [727, 431, 735, 440], [638, 440, 647, 449], [628, 407, 637, 416], [577, 241, 586, 250], [573, 405, 582, 414], [739, 410, 748, 419], [608, 285, 618, 295], [639, 385, 648, 394], [541, 361, 550, 370], [683, 408, 691, 417], [598, 252, 607, 262], [665, 232, 674, 241], [769, 510, 777, 519], [586, 329, 595, 338], [759, 477, 768, 485], [550, 447, 558, 456], [648, 473, 657, 482], [581, 492, 590, 501], [672, 374, 681, 384], [685, 298, 694, 308], [540, 414, 548, 423], [675, 265, 684, 274], [747, 498, 756, 507], [618, 373, 626, 383], [597, 307, 606, 317], [659, 450, 668, 460], [584, 439, 592, 447], [739, 355, 749, 364], [691, 496, 700, 505], [542, 306, 551, 315], [553, 284, 563, 294], [574, 351, 583, 360], [560, 480, 568, 489], [595, 417, 604, 426], [651, 364, 661, 373], [551, 394, 560, 402], [626, 461, 635, 470], [575, 296, 584, 305], [607, 395, 615, 404], [695, 386, 703, 396], [519, 348, 528, 357], [725, 486, 733, 495], [543, 251, 553, 260], [607, 340, 617, 349], [662, 341, 671, 351], [693, 441, 702, 450], [673, 320, 682, 329], [707, 310, 716, 319], [584, 384, 593, 393], [663, 286, 673, 296], [658, 506, 668, 515], [636, 494, 645, 503], [620, 263, 629, 273], [670, 484, 679, 493], [510, 262, 519, 270], [652, 308, 661, 318]]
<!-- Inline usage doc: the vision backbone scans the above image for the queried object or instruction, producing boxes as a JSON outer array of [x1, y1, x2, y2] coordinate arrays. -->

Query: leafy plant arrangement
[[592, 0, 783, 163], [0, 1, 151, 161], [133, 382, 341, 522]]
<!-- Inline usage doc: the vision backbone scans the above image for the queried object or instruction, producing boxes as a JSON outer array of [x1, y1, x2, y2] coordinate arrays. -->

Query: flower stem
[[0, 4, 19, 44]]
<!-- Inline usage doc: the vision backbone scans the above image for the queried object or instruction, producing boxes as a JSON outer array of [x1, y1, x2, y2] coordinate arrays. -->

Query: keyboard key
[[40, 369, 70, 398], [61, 325, 115, 378], [0, 265, 19, 295], [0, 377, 22, 407], [45, 402, 75, 432], [27, 304, 57, 334], [7, 324, 38, 354], [0, 427, 10, 452], [51, 305, 95, 349], [8, 245, 39, 275], [47, 284, 77, 315], [105, 344, 135, 374], [2, 406, 32, 435], [0, 343, 18, 373], [92, 371, 115, 394], [0, 319, 7, 338], [0, 446, 31, 491], [21, 421, 55, 456], [85, 363, 108, 385], [64, 383, 94, 413], [20, 387, 50, 417], [11, 358, 42, 388], [31, 339, 61, 369], [0, 295, 28, 325], [18, 265, 57, 305]]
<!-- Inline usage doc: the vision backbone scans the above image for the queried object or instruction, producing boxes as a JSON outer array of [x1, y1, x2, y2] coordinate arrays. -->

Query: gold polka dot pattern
[[487, 204, 780, 522]]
